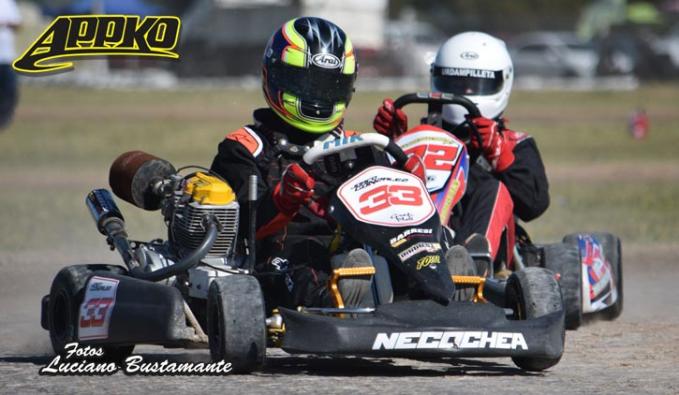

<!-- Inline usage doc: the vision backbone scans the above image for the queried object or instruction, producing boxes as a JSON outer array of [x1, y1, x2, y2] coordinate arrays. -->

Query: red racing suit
[[450, 125, 550, 267]]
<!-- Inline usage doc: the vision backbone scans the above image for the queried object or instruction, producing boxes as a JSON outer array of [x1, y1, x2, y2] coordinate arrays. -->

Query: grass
[[1, 84, 678, 253]]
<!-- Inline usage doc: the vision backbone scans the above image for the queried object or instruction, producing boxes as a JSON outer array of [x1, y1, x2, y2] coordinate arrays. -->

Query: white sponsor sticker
[[440, 68, 495, 79], [337, 167, 435, 227], [397, 242, 441, 262], [311, 53, 341, 69], [390, 228, 433, 247], [372, 331, 528, 350], [460, 51, 479, 60], [78, 276, 119, 340]]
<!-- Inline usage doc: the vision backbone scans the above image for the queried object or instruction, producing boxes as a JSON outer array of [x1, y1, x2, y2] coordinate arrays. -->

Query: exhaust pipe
[[86, 188, 125, 234], [86, 189, 138, 269]]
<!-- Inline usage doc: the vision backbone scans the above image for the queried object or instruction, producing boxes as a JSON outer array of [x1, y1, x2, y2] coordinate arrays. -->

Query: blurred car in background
[[596, 24, 679, 80], [509, 31, 598, 78], [653, 23, 679, 70], [385, 14, 445, 77]]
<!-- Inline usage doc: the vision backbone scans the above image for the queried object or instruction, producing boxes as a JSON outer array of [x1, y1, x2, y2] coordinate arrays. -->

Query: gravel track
[[1, 244, 677, 394]]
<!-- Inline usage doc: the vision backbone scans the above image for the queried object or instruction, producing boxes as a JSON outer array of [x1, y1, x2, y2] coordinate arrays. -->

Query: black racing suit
[[210, 108, 384, 309], [448, 121, 550, 266]]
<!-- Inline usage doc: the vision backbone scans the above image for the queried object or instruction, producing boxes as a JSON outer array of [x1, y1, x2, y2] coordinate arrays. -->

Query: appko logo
[[13, 15, 181, 75]]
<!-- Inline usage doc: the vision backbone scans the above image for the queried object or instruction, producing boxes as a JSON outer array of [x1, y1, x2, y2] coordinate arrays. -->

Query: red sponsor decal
[[80, 297, 114, 328]]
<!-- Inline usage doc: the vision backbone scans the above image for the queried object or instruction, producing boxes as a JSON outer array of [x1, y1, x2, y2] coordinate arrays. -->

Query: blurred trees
[[146, 0, 195, 16], [389, 0, 668, 36]]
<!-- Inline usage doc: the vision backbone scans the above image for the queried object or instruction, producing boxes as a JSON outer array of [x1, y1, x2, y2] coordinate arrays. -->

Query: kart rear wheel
[[48, 264, 134, 362], [506, 267, 564, 371], [564, 232, 623, 320], [542, 243, 583, 330], [207, 275, 266, 373]]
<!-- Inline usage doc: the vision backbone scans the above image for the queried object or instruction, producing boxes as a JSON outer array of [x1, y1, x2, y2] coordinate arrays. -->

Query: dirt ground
[[1, 243, 678, 394]]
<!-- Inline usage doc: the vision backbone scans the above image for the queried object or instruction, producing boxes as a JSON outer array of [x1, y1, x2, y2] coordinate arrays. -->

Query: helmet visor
[[268, 64, 356, 104], [432, 66, 504, 95]]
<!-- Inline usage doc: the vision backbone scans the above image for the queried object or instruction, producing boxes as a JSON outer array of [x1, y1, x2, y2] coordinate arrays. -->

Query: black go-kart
[[41, 96, 569, 373]]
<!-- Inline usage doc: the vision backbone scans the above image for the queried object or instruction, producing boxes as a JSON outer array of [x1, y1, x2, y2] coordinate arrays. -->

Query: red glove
[[469, 116, 516, 172], [273, 163, 315, 215], [373, 98, 408, 138], [403, 154, 426, 183]]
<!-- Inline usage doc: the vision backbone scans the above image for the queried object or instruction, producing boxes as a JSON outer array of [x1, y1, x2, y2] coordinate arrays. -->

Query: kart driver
[[211, 17, 425, 310], [373, 32, 550, 274]]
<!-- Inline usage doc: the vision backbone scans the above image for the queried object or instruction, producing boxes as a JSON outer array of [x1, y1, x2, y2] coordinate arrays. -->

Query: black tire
[[542, 243, 583, 330], [506, 267, 564, 371], [563, 232, 623, 320], [207, 275, 266, 373], [47, 264, 134, 363]]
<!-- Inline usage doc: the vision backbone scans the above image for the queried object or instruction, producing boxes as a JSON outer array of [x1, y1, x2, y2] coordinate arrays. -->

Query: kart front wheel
[[47, 264, 134, 362], [542, 243, 583, 330], [506, 267, 564, 371], [207, 275, 266, 373]]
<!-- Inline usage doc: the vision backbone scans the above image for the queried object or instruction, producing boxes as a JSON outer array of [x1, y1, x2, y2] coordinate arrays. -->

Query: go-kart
[[40, 107, 566, 374], [391, 92, 624, 330]]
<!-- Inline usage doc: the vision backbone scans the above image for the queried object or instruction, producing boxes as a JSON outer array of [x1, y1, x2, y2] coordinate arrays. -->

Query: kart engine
[[109, 151, 240, 260], [167, 172, 239, 258]]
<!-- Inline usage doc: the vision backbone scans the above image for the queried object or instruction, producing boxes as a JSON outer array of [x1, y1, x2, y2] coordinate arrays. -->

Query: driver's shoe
[[446, 245, 478, 301], [465, 233, 492, 277], [493, 264, 513, 280], [330, 249, 375, 308]]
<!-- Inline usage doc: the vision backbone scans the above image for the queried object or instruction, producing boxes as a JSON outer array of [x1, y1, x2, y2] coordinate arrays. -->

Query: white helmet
[[431, 32, 514, 125]]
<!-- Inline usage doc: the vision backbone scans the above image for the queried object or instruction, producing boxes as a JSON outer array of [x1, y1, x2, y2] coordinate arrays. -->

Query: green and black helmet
[[262, 17, 357, 134]]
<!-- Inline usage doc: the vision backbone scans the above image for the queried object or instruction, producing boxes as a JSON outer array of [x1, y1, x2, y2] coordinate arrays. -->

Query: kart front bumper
[[280, 300, 564, 360]]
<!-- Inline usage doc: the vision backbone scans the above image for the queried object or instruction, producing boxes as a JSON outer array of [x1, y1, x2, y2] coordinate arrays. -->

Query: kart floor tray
[[280, 300, 564, 359]]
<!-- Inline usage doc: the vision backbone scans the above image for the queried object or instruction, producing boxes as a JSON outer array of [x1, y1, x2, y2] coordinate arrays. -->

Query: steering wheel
[[304, 92, 482, 170], [302, 133, 410, 169], [300, 132, 414, 220], [393, 92, 484, 149]]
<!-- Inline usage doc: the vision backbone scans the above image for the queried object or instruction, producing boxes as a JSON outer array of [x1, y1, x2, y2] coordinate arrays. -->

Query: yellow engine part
[[184, 172, 236, 205]]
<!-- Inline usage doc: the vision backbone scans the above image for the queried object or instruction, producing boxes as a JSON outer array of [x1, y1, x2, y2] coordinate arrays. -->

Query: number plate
[[78, 276, 119, 340], [337, 167, 436, 227], [395, 128, 464, 192]]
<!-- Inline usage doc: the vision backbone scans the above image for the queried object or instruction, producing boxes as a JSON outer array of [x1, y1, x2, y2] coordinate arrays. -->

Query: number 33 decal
[[80, 297, 114, 328], [359, 185, 423, 215]]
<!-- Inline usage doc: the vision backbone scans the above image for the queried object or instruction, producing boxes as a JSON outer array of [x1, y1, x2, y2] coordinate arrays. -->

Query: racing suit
[[210, 108, 384, 309], [450, 121, 550, 268]]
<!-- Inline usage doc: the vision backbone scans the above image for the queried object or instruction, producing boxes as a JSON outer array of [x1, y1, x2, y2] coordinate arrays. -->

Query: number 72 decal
[[404, 143, 460, 172], [395, 128, 464, 192]]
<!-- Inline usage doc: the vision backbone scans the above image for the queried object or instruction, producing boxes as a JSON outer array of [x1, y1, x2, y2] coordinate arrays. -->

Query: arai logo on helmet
[[460, 51, 479, 60], [311, 53, 341, 69]]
